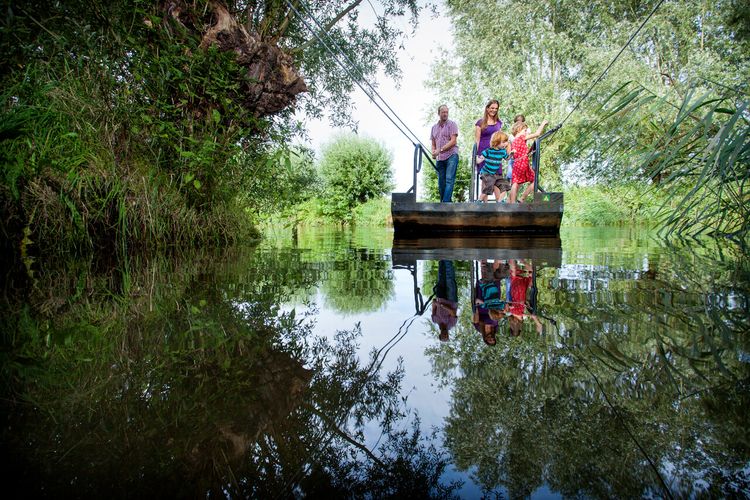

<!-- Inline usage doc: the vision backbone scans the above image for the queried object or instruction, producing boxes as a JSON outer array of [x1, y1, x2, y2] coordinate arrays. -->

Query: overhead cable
[[558, 0, 667, 129], [284, 0, 427, 151], [294, 0, 431, 152]]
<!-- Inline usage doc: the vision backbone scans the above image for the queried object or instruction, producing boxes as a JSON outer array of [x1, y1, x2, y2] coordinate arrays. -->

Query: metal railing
[[408, 143, 437, 195]]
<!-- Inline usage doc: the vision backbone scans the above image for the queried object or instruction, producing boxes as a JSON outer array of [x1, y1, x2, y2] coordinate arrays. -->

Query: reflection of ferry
[[391, 235, 562, 267]]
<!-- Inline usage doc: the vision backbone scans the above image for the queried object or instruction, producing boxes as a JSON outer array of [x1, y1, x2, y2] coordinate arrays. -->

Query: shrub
[[318, 134, 394, 220]]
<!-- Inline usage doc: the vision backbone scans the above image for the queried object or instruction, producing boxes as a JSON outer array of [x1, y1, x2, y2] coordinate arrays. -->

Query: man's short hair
[[437, 104, 448, 113]]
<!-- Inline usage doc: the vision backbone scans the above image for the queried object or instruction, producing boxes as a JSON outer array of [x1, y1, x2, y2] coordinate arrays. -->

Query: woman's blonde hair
[[511, 120, 527, 136], [490, 131, 508, 148]]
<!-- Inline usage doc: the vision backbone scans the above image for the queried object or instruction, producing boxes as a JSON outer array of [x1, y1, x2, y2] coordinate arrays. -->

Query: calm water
[[1, 227, 748, 498]]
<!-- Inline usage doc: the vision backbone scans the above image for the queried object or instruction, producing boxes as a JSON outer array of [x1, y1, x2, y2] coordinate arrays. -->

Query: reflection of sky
[[275, 227, 749, 498], [305, 265, 451, 426], [296, 263, 493, 496]]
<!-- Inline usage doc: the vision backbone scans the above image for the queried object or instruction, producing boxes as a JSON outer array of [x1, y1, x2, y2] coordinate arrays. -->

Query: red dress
[[509, 274, 531, 316], [511, 132, 535, 185]]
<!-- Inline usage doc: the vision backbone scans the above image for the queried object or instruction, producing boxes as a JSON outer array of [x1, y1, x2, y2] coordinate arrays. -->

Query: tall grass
[[562, 184, 667, 227], [0, 60, 258, 257], [588, 83, 749, 240]]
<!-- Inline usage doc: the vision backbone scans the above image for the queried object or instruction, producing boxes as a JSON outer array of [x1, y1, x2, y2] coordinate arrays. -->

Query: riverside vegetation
[[0, 0, 422, 257], [426, 0, 749, 239], [2, 1, 747, 254]]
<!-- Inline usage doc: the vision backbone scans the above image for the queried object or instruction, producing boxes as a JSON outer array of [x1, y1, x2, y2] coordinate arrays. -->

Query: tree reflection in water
[[0, 246, 457, 498], [2, 230, 748, 498], [424, 238, 749, 498]]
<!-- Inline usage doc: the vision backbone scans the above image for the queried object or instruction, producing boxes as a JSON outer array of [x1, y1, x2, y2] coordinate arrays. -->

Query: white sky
[[297, 3, 454, 193]]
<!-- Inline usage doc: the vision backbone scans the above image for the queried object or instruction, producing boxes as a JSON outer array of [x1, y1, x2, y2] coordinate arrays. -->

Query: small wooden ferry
[[391, 192, 563, 234], [392, 127, 563, 234]]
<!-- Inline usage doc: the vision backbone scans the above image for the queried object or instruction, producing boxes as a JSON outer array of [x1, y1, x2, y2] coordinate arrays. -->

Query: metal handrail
[[470, 143, 477, 202], [408, 143, 437, 195], [532, 124, 561, 195]]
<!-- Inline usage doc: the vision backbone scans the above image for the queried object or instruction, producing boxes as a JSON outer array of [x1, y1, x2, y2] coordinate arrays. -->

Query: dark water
[[1, 227, 748, 498]]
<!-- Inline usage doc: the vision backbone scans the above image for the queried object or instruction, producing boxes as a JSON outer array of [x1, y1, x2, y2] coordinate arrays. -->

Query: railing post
[[409, 143, 421, 195], [532, 137, 541, 194], [532, 125, 561, 197], [470, 143, 477, 202]]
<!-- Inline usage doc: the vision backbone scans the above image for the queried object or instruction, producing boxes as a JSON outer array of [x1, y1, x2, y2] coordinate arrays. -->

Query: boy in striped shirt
[[476, 131, 511, 203]]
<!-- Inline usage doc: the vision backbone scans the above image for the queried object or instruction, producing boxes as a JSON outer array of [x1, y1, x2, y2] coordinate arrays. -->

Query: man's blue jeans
[[436, 153, 458, 202]]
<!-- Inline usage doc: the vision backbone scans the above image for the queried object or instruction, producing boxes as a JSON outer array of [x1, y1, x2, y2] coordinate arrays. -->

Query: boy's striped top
[[480, 147, 508, 175]]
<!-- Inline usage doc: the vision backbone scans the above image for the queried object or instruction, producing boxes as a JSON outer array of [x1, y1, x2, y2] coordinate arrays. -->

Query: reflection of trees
[[319, 248, 395, 314], [1, 247, 454, 497], [261, 226, 396, 314], [431, 241, 750, 498]]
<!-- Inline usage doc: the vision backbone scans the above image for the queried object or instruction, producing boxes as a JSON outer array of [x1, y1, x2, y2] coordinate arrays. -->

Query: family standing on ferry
[[430, 99, 548, 203]]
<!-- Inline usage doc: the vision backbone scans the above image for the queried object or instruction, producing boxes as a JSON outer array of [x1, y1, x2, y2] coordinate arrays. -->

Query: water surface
[[2, 226, 748, 498]]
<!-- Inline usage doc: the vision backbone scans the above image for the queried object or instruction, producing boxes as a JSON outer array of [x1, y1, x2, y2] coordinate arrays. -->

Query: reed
[[580, 82, 749, 240]]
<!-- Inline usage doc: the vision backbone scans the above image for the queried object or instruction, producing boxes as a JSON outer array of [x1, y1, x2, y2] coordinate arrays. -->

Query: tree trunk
[[161, 0, 307, 117]]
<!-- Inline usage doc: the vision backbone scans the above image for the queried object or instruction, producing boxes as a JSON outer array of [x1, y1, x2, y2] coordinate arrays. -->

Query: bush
[[318, 134, 394, 220]]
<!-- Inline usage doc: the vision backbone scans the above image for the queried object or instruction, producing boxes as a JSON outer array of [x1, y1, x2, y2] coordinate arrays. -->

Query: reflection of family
[[472, 259, 542, 345], [430, 258, 544, 345], [430, 99, 548, 203], [507, 259, 542, 336], [472, 260, 510, 346]]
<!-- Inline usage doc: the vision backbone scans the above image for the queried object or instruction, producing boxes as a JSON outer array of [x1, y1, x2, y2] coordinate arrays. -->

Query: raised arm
[[525, 120, 549, 141]]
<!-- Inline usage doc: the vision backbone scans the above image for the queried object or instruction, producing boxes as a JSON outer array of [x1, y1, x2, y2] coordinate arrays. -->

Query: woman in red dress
[[510, 118, 548, 203]]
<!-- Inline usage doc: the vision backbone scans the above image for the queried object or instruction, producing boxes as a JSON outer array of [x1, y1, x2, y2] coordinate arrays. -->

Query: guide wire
[[295, 0, 432, 153], [545, 317, 675, 498], [284, 0, 428, 153], [557, 0, 667, 130]]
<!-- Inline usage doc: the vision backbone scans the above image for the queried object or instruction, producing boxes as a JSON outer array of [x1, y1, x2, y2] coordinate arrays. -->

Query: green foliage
[[317, 134, 394, 221], [243, 146, 321, 222], [351, 196, 392, 226], [0, 0, 426, 253], [277, 195, 394, 228], [583, 84, 749, 238], [561, 184, 666, 227], [430, 0, 750, 236]]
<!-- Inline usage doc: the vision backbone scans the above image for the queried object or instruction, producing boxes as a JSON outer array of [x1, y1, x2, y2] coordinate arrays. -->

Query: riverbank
[[265, 184, 668, 230]]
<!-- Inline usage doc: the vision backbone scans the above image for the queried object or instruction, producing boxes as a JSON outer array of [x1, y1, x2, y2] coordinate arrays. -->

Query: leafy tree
[[429, 0, 750, 236], [0, 0, 426, 251], [318, 134, 395, 220]]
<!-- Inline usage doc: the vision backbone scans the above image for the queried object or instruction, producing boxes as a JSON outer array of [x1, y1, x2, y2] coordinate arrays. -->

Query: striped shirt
[[479, 147, 509, 175]]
